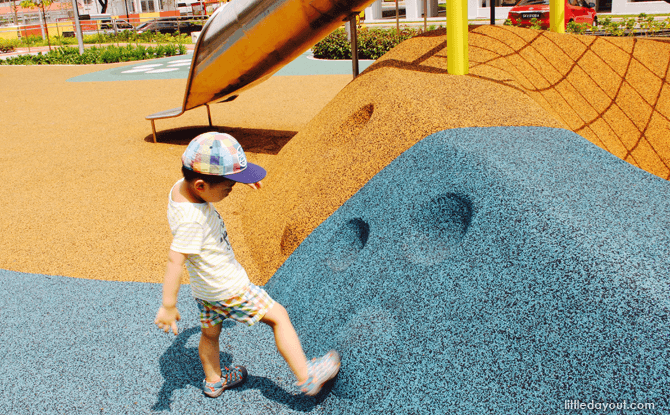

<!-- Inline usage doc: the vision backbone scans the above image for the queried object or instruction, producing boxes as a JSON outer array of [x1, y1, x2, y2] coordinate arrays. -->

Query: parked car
[[100, 19, 134, 31], [177, 0, 207, 16], [135, 18, 204, 35], [507, 0, 597, 29]]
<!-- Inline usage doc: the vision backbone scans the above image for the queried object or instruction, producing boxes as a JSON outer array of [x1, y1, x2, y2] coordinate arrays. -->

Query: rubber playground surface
[[66, 51, 375, 82], [1, 26, 669, 414]]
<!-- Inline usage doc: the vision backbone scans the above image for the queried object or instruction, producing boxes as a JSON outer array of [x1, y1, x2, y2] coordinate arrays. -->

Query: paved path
[[67, 50, 374, 82], [1, 42, 374, 81]]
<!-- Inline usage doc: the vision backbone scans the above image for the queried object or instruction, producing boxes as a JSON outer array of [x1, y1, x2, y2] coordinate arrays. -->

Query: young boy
[[154, 132, 340, 398]]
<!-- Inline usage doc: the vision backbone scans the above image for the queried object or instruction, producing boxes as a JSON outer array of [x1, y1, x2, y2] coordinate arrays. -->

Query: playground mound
[[242, 25, 670, 284], [263, 126, 670, 413], [0, 25, 668, 286]]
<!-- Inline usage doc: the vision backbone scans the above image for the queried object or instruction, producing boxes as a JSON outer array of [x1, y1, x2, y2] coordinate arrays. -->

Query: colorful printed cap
[[182, 132, 266, 183]]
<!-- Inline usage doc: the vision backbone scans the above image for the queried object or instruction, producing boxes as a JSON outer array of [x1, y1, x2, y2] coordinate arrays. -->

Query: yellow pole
[[550, 0, 565, 33], [447, 0, 468, 75]]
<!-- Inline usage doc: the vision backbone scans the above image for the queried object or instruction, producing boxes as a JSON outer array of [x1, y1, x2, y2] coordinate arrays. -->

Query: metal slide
[[146, 0, 375, 142]]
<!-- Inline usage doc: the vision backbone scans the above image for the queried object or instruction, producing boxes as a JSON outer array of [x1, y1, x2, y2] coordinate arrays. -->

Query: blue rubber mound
[[1, 126, 668, 414], [265, 126, 670, 414]]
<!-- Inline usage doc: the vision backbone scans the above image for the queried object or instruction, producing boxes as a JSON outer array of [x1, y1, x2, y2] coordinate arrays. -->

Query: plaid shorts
[[195, 283, 275, 328]]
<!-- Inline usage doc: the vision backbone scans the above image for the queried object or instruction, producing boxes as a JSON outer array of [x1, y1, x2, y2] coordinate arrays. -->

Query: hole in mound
[[325, 218, 370, 272], [335, 104, 374, 142], [280, 200, 324, 258], [280, 222, 302, 257], [404, 193, 473, 266]]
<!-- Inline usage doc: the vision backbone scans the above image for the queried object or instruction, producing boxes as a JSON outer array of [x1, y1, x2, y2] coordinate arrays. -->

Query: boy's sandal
[[296, 350, 341, 396], [203, 365, 248, 398]]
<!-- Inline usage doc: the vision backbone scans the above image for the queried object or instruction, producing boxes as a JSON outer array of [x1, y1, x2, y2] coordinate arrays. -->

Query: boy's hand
[[246, 181, 262, 190], [155, 306, 181, 335]]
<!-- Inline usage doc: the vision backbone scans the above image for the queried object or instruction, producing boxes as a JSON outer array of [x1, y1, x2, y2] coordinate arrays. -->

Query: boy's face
[[195, 179, 236, 202]]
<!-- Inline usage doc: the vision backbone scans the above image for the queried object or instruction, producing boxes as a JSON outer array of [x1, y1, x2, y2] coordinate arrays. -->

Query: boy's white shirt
[[167, 179, 250, 301]]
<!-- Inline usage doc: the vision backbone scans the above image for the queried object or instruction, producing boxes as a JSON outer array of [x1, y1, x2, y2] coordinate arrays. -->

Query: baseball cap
[[181, 132, 266, 184]]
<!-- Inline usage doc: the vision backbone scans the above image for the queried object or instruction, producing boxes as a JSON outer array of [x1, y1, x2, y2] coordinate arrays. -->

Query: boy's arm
[[154, 249, 187, 335]]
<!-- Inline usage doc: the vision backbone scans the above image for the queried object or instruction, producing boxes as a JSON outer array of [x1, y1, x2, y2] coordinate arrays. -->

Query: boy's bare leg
[[200, 323, 223, 383], [261, 303, 309, 384]]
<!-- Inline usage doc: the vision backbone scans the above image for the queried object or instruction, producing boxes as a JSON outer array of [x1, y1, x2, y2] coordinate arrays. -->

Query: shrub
[[312, 29, 350, 59], [622, 17, 637, 36], [650, 17, 670, 36], [23, 35, 43, 47], [0, 38, 19, 53], [0, 43, 188, 65], [51, 35, 78, 46], [4, 30, 191, 50], [637, 14, 667, 37], [529, 18, 543, 30], [595, 14, 659, 37], [312, 27, 423, 60], [567, 20, 591, 35]]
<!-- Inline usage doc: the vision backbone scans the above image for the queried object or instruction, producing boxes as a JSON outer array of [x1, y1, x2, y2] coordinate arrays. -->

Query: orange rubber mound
[[466, 25, 670, 179]]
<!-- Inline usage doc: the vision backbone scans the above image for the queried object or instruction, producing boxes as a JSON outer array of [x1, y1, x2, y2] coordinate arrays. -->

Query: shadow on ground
[[145, 125, 297, 155], [151, 323, 334, 412]]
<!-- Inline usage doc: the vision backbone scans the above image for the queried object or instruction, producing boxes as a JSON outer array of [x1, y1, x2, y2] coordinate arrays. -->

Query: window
[[141, 0, 156, 12]]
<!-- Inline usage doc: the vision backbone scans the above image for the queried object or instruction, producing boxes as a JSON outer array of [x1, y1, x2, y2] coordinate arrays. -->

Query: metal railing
[[0, 14, 208, 42]]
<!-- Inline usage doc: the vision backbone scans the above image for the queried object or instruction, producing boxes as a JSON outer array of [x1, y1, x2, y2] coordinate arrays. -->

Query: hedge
[[312, 26, 434, 60], [0, 43, 187, 65]]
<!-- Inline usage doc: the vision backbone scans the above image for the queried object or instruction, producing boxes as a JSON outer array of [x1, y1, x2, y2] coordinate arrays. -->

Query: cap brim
[[223, 163, 266, 184]]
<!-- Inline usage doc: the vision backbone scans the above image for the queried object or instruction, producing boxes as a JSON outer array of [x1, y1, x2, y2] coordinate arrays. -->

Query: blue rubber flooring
[[2, 126, 669, 414], [66, 51, 374, 82]]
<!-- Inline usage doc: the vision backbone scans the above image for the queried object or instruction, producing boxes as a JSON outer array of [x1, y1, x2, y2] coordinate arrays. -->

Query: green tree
[[20, 0, 53, 51]]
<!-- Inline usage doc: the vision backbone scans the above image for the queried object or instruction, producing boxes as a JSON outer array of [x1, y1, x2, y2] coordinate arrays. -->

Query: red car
[[507, 0, 598, 29]]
